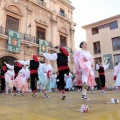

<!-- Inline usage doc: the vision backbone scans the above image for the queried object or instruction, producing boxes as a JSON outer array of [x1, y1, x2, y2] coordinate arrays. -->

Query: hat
[[78, 104, 90, 113], [33, 54, 38, 62], [17, 62, 22, 68], [60, 47, 69, 56], [111, 98, 119, 104]]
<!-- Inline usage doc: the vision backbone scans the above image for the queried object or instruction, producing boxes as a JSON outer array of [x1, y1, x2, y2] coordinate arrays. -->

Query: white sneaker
[[81, 97, 90, 100]]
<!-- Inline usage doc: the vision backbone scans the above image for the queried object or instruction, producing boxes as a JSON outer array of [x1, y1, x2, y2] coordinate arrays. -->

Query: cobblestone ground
[[0, 90, 120, 120]]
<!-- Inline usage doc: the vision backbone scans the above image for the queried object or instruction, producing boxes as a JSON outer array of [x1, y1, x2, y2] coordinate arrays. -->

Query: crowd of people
[[0, 41, 119, 100]]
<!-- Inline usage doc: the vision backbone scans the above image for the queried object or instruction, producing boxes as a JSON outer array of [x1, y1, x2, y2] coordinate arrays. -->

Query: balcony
[[36, 0, 46, 7], [0, 26, 51, 47]]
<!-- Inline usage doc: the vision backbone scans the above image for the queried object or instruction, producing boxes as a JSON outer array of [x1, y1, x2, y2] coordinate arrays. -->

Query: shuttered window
[[60, 35, 67, 47], [36, 27, 46, 44], [5, 15, 19, 35]]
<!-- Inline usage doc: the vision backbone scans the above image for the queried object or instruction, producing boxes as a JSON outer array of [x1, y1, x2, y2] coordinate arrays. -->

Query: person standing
[[51, 72, 57, 92], [0, 64, 7, 94], [65, 72, 73, 91], [43, 46, 69, 100], [96, 62, 109, 93], [74, 41, 96, 100], [113, 63, 120, 90], [4, 62, 15, 95]]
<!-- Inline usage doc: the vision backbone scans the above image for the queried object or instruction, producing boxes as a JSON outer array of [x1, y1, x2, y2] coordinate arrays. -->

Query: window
[[112, 37, 120, 51], [5, 15, 19, 35], [94, 57, 102, 70], [92, 27, 99, 35], [93, 41, 101, 54], [60, 9, 65, 17], [114, 54, 120, 64], [36, 27, 45, 44], [60, 35, 67, 46], [110, 21, 118, 30]]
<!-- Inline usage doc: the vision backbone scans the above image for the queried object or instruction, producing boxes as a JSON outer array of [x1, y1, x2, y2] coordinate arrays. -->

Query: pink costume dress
[[14, 66, 30, 93], [74, 49, 96, 87]]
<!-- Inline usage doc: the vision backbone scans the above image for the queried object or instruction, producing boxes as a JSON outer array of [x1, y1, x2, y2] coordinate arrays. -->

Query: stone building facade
[[0, 0, 75, 72], [82, 14, 120, 88]]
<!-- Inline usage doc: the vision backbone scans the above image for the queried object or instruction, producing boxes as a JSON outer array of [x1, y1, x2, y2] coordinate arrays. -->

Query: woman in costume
[[74, 41, 96, 100], [96, 62, 109, 93], [4, 62, 14, 95], [38, 58, 53, 97], [51, 72, 57, 92], [113, 63, 120, 91], [65, 72, 73, 91], [14, 63, 30, 96]]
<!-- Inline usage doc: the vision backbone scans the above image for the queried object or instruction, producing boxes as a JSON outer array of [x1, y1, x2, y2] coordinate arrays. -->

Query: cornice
[[58, 0, 75, 10]]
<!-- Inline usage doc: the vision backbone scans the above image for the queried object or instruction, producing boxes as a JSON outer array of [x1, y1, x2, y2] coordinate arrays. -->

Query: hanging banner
[[39, 39, 48, 55], [8, 30, 21, 53], [103, 54, 113, 69]]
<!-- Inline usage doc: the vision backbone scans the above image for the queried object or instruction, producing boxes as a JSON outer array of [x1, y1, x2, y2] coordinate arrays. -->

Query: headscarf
[[17, 62, 22, 68], [60, 46, 69, 56], [33, 54, 38, 62]]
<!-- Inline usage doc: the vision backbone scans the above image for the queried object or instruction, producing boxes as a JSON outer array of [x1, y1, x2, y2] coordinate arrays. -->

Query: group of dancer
[[0, 41, 113, 100]]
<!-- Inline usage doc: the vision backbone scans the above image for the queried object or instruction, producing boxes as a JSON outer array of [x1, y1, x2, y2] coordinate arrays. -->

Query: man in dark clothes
[[0, 64, 7, 94], [43, 46, 69, 100]]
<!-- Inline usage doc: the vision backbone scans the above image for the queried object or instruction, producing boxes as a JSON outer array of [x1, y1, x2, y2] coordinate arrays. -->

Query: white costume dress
[[65, 73, 73, 90], [114, 63, 120, 87], [38, 63, 53, 90], [4, 63, 14, 94], [51, 74, 57, 89]]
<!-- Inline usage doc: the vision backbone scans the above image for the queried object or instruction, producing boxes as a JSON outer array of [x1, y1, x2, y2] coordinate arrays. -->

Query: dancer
[[0, 64, 7, 94], [74, 41, 96, 100], [38, 58, 53, 97], [13, 62, 22, 95], [113, 63, 120, 90], [96, 62, 109, 93], [16, 55, 39, 97], [65, 72, 73, 91], [43, 46, 69, 100], [14, 63, 30, 96], [4, 62, 14, 95]]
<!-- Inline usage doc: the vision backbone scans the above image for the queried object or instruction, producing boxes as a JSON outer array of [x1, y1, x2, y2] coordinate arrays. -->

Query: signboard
[[8, 30, 21, 52], [103, 54, 113, 69], [39, 39, 48, 55]]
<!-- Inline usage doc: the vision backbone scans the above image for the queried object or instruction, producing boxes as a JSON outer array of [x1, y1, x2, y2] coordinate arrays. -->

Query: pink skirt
[[13, 75, 28, 91]]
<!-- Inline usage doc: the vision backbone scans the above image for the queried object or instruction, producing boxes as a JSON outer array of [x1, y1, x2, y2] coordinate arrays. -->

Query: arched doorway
[[0, 56, 17, 69]]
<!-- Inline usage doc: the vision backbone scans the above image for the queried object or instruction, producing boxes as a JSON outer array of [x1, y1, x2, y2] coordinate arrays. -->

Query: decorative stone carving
[[35, 17, 48, 27], [59, 27, 68, 35], [5, 4, 23, 16]]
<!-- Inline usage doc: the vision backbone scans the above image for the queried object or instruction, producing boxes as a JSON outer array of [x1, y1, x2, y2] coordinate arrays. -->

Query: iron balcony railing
[[0, 26, 51, 47]]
